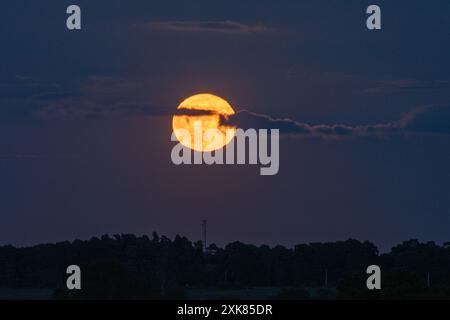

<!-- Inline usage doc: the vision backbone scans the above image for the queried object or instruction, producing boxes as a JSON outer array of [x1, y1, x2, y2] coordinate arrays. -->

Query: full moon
[[172, 93, 236, 152]]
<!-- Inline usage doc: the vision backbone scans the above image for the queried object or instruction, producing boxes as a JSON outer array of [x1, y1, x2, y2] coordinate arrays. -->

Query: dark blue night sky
[[1, 0, 450, 251]]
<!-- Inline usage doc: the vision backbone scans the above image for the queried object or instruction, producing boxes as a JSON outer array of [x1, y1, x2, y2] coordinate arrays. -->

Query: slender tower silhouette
[[202, 220, 207, 252]]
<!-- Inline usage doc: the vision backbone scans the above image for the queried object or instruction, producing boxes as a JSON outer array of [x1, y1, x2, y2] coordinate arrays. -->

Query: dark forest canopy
[[1, 234, 450, 299]]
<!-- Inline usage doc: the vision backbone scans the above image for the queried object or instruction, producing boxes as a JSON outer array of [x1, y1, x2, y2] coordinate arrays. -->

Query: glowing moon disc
[[172, 93, 236, 152]]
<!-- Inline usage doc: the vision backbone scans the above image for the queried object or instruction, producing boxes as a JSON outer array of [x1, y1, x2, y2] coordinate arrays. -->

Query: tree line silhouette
[[1, 234, 450, 299]]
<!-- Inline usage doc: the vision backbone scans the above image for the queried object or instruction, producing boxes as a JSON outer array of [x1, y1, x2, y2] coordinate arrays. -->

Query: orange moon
[[172, 93, 236, 152]]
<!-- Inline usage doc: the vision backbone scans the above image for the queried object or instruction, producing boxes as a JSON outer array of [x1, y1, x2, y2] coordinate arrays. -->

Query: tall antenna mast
[[202, 220, 207, 252]]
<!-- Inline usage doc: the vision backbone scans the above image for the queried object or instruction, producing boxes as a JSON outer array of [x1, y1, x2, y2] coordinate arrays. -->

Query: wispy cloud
[[400, 104, 450, 135], [0, 76, 168, 119], [137, 20, 274, 35], [224, 104, 450, 139], [366, 79, 450, 93], [3, 76, 450, 139]]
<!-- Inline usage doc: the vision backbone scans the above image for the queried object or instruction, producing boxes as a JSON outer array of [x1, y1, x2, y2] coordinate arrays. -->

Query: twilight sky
[[1, 0, 450, 251]]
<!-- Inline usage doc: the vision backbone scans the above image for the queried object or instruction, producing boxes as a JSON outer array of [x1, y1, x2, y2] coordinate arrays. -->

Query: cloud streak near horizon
[[2, 75, 450, 139], [223, 104, 450, 138]]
